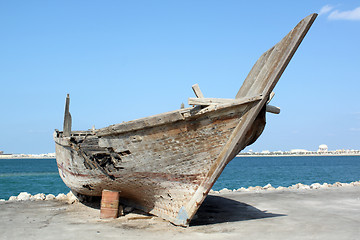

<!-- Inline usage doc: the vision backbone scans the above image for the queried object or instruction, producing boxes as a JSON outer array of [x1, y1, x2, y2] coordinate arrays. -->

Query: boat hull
[[54, 104, 259, 226]]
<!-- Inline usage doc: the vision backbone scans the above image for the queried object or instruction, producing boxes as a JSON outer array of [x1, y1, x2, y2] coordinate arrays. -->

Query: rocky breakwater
[[0, 191, 79, 204], [210, 180, 360, 194]]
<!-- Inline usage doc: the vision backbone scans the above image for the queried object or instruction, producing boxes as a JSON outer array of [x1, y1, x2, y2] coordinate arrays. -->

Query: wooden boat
[[54, 13, 317, 226]]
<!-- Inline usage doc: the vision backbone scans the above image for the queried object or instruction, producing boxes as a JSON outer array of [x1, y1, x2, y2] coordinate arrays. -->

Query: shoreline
[[237, 153, 360, 157], [0, 156, 55, 159], [1, 153, 360, 160], [2, 180, 359, 202]]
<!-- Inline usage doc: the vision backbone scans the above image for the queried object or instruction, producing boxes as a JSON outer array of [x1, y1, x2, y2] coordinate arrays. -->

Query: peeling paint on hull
[[55, 106, 253, 226]]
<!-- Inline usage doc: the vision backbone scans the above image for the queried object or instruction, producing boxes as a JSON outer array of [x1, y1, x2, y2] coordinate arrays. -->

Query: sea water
[[0, 158, 69, 200], [1, 156, 359, 199], [213, 155, 360, 190]]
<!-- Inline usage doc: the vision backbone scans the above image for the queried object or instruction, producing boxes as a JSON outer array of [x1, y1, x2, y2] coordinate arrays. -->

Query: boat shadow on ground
[[77, 194, 285, 226], [190, 195, 286, 226]]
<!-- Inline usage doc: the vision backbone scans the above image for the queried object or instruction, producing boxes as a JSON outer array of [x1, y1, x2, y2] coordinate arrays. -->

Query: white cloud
[[328, 7, 360, 20], [319, 5, 334, 15]]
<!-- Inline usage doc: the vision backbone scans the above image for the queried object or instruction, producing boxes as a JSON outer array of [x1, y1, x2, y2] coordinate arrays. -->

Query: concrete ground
[[1, 186, 359, 240]]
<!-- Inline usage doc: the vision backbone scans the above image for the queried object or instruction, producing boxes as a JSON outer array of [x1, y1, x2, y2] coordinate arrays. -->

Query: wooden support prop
[[100, 190, 120, 219], [192, 84, 204, 98]]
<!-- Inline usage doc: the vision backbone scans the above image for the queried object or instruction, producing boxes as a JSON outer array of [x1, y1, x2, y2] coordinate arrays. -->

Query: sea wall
[[1, 180, 359, 202]]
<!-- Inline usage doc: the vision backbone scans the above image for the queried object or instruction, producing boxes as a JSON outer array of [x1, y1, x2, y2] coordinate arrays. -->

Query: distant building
[[273, 150, 283, 154], [290, 149, 309, 154], [318, 144, 328, 153], [0, 151, 3, 155]]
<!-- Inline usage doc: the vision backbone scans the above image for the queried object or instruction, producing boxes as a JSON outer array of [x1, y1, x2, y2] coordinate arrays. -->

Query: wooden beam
[[188, 97, 233, 105], [266, 104, 280, 114], [192, 84, 204, 98], [188, 95, 262, 106]]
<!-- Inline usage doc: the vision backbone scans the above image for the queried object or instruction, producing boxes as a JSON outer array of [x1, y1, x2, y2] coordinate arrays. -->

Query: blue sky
[[0, 1, 359, 154]]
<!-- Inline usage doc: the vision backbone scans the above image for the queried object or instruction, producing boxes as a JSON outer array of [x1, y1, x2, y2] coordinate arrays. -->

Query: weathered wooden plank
[[188, 97, 235, 105], [188, 95, 262, 106], [97, 110, 186, 136], [192, 84, 204, 98], [194, 99, 259, 116]]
